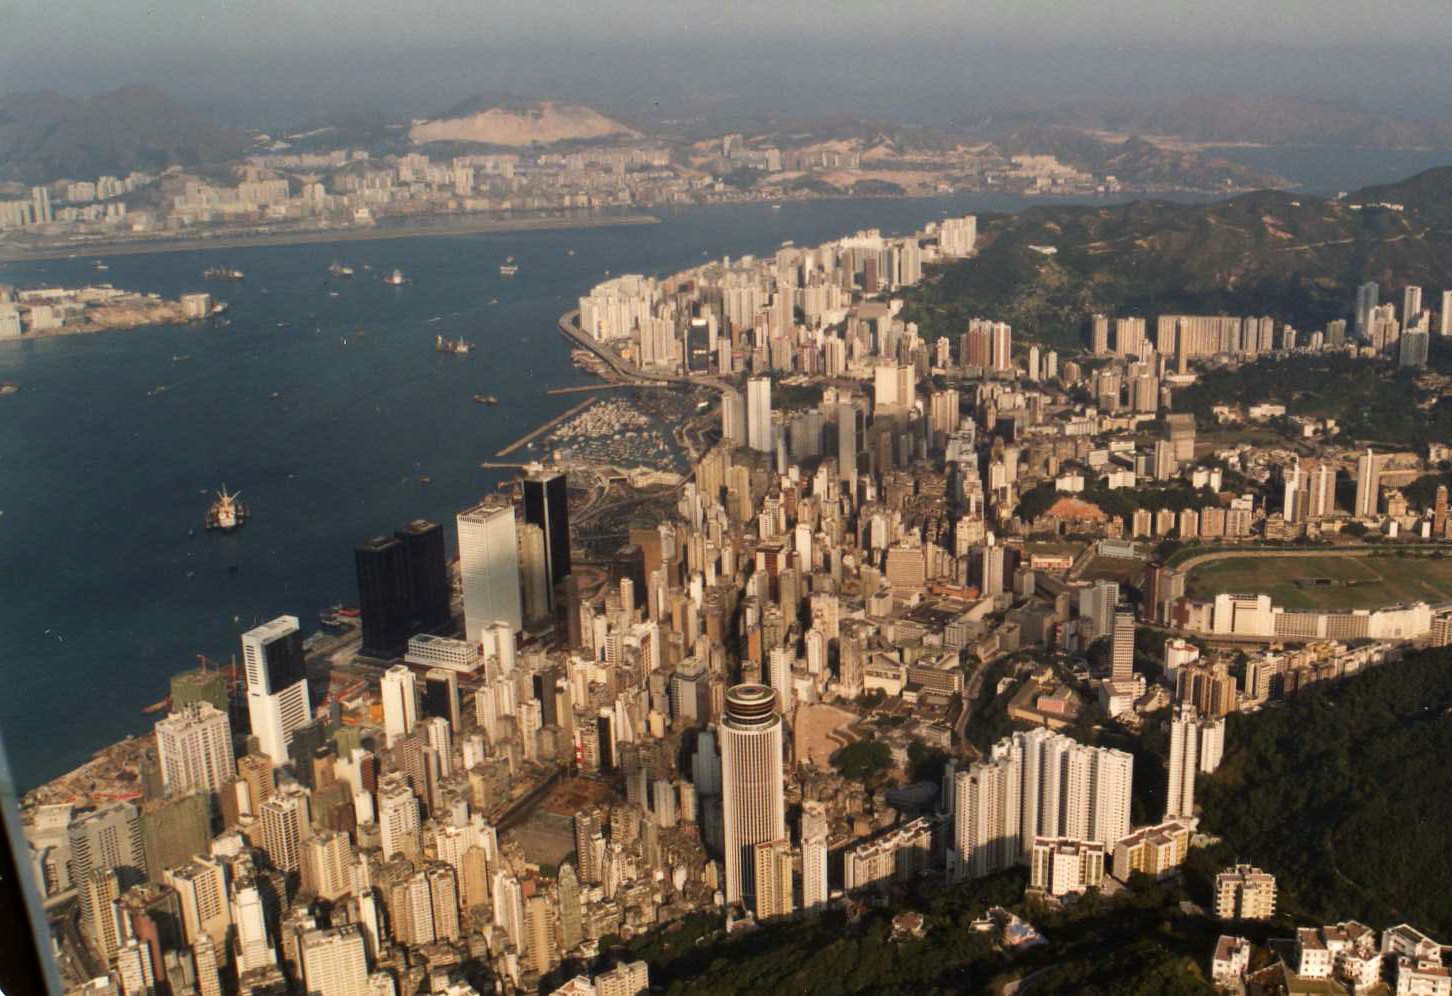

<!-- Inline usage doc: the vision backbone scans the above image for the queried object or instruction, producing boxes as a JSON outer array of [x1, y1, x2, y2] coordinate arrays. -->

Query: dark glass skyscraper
[[523, 471, 571, 608], [354, 519, 450, 659], [396, 519, 450, 632], [355, 536, 411, 659]]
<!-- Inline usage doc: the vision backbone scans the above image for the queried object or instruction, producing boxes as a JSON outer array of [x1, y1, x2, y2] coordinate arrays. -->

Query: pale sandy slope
[[409, 101, 636, 146]]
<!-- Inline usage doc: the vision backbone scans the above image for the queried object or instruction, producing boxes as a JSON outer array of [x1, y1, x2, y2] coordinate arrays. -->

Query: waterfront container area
[[0, 192, 1175, 790]]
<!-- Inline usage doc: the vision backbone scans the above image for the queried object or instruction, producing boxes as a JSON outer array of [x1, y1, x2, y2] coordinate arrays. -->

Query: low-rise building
[[1215, 864, 1277, 920]]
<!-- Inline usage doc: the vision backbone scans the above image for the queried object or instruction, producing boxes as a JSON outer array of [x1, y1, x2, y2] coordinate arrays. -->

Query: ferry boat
[[499, 258, 518, 276], [328, 261, 355, 278], [206, 487, 249, 532], [473, 393, 499, 405], [435, 334, 471, 355], [94, 260, 109, 272], [203, 267, 245, 281], [384, 269, 408, 285]]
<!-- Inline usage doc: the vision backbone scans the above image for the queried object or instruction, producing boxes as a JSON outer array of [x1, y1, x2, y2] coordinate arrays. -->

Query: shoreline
[[0, 212, 660, 264]]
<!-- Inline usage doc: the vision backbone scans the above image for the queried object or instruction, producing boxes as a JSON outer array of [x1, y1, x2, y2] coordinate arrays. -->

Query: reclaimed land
[[0, 212, 659, 262], [1184, 549, 1452, 610]]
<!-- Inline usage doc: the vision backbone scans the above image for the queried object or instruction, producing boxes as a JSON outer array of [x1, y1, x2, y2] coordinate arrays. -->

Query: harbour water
[[0, 188, 1274, 790]]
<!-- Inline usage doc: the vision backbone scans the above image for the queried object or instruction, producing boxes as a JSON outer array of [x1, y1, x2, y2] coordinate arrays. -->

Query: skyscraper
[[395, 519, 451, 633], [719, 684, 786, 907], [380, 664, 418, 748], [523, 469, 572, 610], [800, 801, 829, 910], [69, 802, 145, 947], [747, 376, 773, 453], [259, 783, 311, 873], [1307, 461, 1337, 519], [1404, 285, 1423, 325], [1354, 449, 1381, 518], [300, 925, 369, 996], [154, 703, 236, 797], [458, 500, 523, 640], [355, 534, 411, 659], [1111, 611, 1135, 682], [1165, 704, 1225, 822], [1441, 290, 1452, 336], [242, 616, 310, 767], [721, 389, 747, 447], [1355, 281, 1379, 339]]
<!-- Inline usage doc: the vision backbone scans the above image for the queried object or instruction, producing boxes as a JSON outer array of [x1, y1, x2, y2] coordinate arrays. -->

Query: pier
[[545, 384, 633, 395], [495, 397, 599, 457]]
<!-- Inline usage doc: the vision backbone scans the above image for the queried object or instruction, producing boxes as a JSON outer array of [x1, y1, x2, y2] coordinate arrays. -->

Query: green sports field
[[1185, 552, 1452, 610]]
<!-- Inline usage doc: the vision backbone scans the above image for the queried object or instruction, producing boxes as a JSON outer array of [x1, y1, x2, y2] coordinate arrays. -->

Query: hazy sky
[[5, 1, 1452, 125]]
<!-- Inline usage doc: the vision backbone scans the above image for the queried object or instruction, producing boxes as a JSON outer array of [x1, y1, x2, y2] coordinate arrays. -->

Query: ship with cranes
[[205, 486, 250, 531]]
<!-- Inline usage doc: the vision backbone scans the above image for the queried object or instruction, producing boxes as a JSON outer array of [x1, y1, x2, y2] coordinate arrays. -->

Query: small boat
[[328, 291, 340, 298], [567, 249, 575, 256], [94, 261, 109, 272], [206, 486, 249, 532], [473, 394, 499, 405], [384, 269, 407, 285], [269, 392, 281, 400], [436, 334, 471, 355], [419, 475, 432, 485], [140, 697, 171, 716], [488, 298, 498, 305], [0, 382, 19, 396], [172, 355, 189, 363], [328, 261, 355, 278], [203, 267, 244, 281], [147, 385, 168, 397], [499, 263, 518, 277]]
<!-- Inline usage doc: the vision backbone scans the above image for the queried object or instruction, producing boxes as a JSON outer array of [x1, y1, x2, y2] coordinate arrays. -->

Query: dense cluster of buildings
[[22, 206, 1452, 995]]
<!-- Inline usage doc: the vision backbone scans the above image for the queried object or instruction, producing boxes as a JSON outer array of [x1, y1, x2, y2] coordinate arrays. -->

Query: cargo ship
[[436, 334, 471, 355], [473, 393, 499, 405], [499, 258, 518, 276], [203, 267, 245, 281], [206, 487, 249, 532]]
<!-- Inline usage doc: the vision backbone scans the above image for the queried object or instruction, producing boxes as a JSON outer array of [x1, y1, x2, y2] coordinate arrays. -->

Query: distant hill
[[974, 95, 1452, 150], [899, 166, 1452, 352], [992, 126, 1284, 190], [0, 85, 251, 182], [408, 99, 636, 148]]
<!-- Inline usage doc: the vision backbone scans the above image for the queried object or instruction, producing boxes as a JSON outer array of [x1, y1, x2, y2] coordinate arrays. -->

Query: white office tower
[[939, 215, 978, 257], [719, 684, 786, 907], [1441, 290, 1452, 336], [380, 665, 418, 748], [746, 376, 773, 453], [378, 772, 420, 859], [242, 616, 310, 767], [155, 702, 236, 796], [301, 925, 370, 996], [1354, 449, 1380, 518], [801, 800, 829, 910], [231, 881, 277, 972], [457, 501, 523, 640], [952, 729, 1132, 880]]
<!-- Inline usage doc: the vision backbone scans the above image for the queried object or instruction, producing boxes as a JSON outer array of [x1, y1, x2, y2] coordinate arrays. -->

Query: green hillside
[[900, 168, 1452, 353]]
